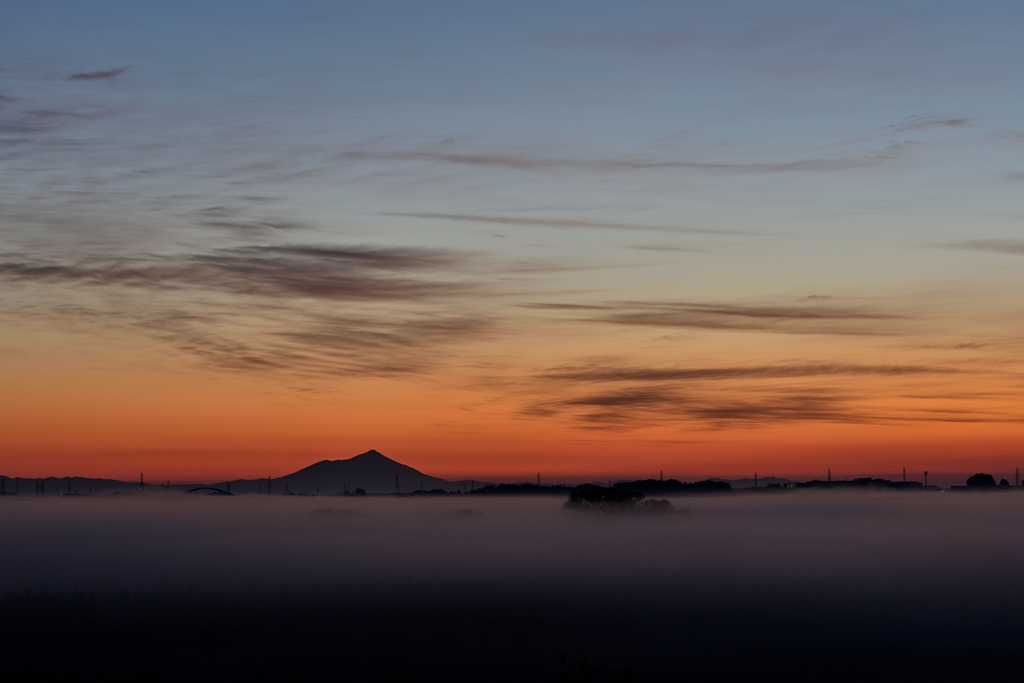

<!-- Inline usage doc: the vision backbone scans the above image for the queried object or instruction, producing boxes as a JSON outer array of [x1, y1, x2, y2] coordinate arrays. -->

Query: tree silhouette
[[966, 473, 996, 488], [565, 487, 673, 513]]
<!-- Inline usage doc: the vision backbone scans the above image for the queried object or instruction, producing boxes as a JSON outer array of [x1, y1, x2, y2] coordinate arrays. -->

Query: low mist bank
[[3, 493, 1024, 680], [2, 492, 1023, 593]]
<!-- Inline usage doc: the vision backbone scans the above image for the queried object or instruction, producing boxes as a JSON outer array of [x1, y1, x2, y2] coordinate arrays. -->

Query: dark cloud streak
[[882, 115, 974, 134], [0, 244, 489, 378], [539, 387, 853, 429], [0, 245, 469, 302], [343, 145, 907, 175], [66, 67, 128, 81], [539, 362, 956, 383], [381, 212, 746, 236], [945, 239, 1024, 256], [525, 300, 905, 336]]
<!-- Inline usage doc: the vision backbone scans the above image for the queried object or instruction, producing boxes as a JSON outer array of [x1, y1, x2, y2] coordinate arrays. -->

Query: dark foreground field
[[4, 581, 1024, 682], [3, 493, 1023, 681]]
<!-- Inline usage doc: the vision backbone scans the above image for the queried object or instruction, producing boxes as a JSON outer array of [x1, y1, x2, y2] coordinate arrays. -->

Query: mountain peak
[[352, 449, 388, 460], [281, 449, 467, 494]]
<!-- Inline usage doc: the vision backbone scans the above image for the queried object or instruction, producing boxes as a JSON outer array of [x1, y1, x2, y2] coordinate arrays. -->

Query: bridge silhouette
[[186, 487, 233, 495]]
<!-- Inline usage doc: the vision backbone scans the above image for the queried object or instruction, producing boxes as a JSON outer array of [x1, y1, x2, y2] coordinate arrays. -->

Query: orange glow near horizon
[[3, 327, 1022, 483]]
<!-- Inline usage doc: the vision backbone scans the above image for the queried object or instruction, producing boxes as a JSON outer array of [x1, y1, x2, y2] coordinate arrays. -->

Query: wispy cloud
[[882, 115, 974, 134], [0, 245, 470, 301], [343, 144, 909, 175], [523, 300, 904, 336], [135, 309, 492, 377], [0, 244, 490, 377], [196, 220, 308, 232], [66, 67, 128, 82], [945, 240, 1024, 256], [538, 362, 956, 383], [527, 387, 854, 429], [381, 212, 745, 235], [517, 358, 974, 429], [523, 374, 1013, 430], [344, 112, 972, 185]]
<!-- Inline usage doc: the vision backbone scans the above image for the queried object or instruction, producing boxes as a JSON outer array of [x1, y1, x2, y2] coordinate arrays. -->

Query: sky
[[1, 0, 1023, 482]]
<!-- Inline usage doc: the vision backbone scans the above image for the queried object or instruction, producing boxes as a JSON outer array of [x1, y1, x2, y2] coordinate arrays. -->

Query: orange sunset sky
[[2, 2, 1023, 483]]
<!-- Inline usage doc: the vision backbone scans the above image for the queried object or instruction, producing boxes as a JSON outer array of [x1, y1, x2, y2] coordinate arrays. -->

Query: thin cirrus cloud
[[187, 206, 311, 233], [342, 144, 909, 175], [340, 114, 973, 181], [537, 362, 957, 383], [882, 115, 974, 134], [525, 387, 855, 429], [137, 309, 491, 377], [523, 300, 905, 336], [0, 245, 471, 302], [197, 220, 309, 232], [0, 103, 84, 137], [526, 383, 1010, 430], [0, 244, 489, 377], [380, 212, 747, 236], [66, 67, 128, 82], [945, 239, 1024, 256], [520, 361, 968, 429]]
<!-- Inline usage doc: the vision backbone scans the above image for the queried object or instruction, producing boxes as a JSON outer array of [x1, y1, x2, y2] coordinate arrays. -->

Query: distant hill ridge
[[0, 450, 486, 496]]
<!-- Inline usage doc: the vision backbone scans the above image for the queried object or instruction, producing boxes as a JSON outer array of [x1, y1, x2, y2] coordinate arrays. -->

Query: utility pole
[[754, 472, 758, 488], [903, 467, 906, 483], [660, 470, 663, 482], [828, 468, 831, 483], [924, 471, 928, 489], [537, 473, 540, 486]]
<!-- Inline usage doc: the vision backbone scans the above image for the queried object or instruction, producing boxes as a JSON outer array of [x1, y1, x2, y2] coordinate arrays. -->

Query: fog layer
[[3, 493, 1024, 680], [3, 492, 1022, 595]]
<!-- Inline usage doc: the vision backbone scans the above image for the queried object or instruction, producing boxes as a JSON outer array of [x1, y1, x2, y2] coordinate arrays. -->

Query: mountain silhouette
[[279, 450, 481, 495]]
